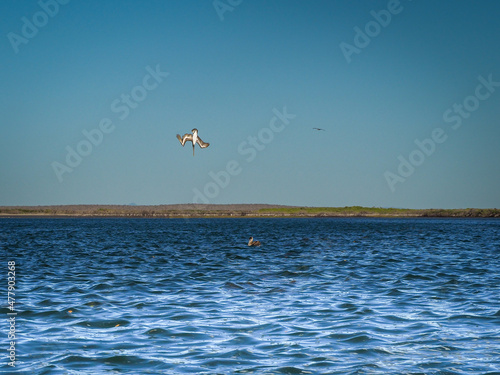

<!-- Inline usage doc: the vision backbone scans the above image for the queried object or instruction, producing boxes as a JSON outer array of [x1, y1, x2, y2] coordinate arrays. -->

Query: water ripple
[[2, 218, 500, 374]]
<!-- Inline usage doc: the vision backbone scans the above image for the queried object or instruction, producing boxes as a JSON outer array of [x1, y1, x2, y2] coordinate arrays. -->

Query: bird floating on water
[[248, 237, 261, 246], [176, 128, 210, 156]]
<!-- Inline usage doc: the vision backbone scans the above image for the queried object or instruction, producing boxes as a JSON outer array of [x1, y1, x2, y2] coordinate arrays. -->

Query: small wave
[[325, 332, 364, 341], [275, 366, 312, 374], [342, 333, 372, 344], [75, 319, 130, 329], [265, 287, 286, 293], [53, 353, 172, 371], [201, 358, 257, 368], [21, 309, 69, 319], [223, 334, 262, 346], [170, 331, 212, 340], [403, 273, 432, 281], [386, 288, 404, 296], [448, 313, 492, 322], [38, 298, 59, 307], [384, 314, 412, 322], [224, 281, 245, 289], [217, 348, 266, 360], [66, 286, 86, 294], [443, 278, 460, 285], [58, 354, 98, 365], [133, 302, 147, 309], [144, 327, 171, 336], [349, 347, 393, 356], [103, 355, 162, 366], [29, 284, 55, 293], [355, 307, 374, 315], [337, 302, 358, 311], [90, 283, 114, 291], [168, 313, 204, 320], [279, 270, 300, 277]]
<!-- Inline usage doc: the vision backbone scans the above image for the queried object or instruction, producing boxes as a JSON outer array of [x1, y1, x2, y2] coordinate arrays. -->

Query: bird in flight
[[176, 128, 210, 156], [313, 127, 326, 131]]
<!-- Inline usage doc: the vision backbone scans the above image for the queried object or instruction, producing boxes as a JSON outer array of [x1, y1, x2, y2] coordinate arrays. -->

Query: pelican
[[176, 128, 210, 156], [248, 237, 261, 246]]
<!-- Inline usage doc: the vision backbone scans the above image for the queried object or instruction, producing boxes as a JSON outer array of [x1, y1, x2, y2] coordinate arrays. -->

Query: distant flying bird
[[176, 128, 210, 156], [248, 237, 261, 246], [313, 127, 326, 131]]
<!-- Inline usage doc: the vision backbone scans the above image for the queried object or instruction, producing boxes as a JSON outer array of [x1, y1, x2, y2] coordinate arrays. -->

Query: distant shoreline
[[0, 205, 499, 218]]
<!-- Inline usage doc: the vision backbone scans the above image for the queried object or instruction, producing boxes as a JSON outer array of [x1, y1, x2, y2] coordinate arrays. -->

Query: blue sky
[[1, 0, 499, 208]]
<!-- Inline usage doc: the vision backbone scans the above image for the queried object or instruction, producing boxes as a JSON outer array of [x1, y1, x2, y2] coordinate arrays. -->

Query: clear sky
[[1, 0, 499, 208]]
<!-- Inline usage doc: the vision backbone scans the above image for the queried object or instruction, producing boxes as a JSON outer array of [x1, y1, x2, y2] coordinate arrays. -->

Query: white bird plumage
[[176, 128, 210, 156]]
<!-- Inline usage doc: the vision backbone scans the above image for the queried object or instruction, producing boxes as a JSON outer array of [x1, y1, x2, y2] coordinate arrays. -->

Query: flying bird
[[176, 128, 210, 156], [313, 127, 326, 131], [248, 237, 261, 247]]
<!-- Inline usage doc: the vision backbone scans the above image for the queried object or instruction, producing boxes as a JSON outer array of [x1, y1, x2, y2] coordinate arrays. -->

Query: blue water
[[1, 218, 500, 374]]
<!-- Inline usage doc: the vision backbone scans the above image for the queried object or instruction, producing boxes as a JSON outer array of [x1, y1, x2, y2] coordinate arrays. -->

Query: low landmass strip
[[0, 205, 499, 218]]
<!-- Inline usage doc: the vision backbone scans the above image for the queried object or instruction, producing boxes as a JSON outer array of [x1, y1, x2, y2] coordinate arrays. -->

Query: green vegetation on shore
[[0, 205, 499, 218], [257, 206, 500, 217]]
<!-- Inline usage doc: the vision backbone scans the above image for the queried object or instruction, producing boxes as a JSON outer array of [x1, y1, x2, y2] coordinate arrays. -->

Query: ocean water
[[1, 217, 500, 375]]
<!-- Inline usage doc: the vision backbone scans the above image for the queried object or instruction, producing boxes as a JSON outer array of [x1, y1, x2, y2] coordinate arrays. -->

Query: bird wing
[[196, 136, 210, 148], [177, 133, 193, 146]]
